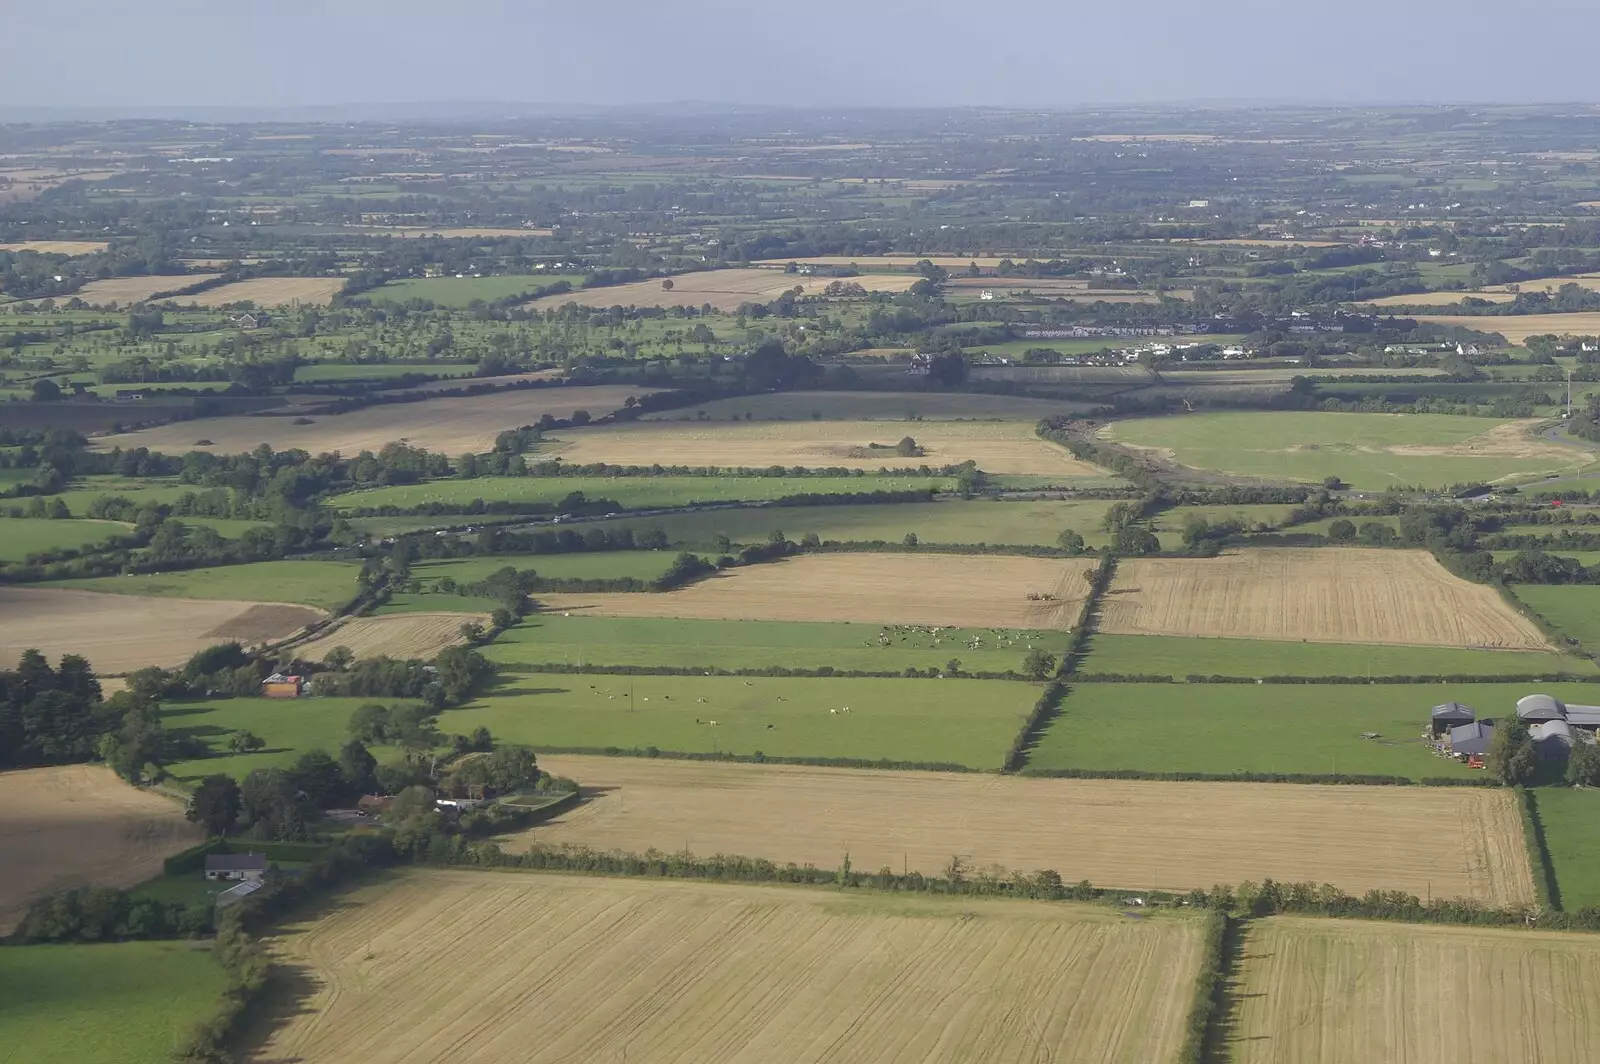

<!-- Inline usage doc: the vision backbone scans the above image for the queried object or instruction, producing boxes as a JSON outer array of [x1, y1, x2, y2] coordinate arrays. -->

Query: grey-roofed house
[[1449, 720, 1495, 757], [1431, 702, 1475, 736], [1517, 694, 1566, 722], [204, 853, 267, 882]]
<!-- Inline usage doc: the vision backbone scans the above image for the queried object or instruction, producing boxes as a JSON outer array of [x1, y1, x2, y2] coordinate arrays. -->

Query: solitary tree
[[1022, 649, 1056, 680], [228, 729, 266, 754], [1056, 529, 1085, 555]]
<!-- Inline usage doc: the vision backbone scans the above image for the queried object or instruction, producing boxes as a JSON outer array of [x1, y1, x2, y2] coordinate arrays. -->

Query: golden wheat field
[[525, 757, 1535, 906], [753, 254, 1019, 268], [1413, 313, 1600, 344], [290, 612, 487, 663], [1362, 290, 1519, 307], [255, 870, 1205, 1064], [1229, 917, 1600, 1064], [641, 389, 1091, 421], [1099, 548, 1551, 650], [527, 267, 920, 311], [171, 276, 347, 308], [536, 553, 1096, 628], [97, 385, 653, 456], [548, 419, 1105, 475], [73, 273, 216, 306], [0, 239, 110, 254], [0, 765, 201, 932], [0, 587, 324, 673]]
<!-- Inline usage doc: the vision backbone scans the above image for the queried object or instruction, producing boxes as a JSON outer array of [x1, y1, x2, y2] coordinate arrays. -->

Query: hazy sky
[[6, 0, 1600, 112]]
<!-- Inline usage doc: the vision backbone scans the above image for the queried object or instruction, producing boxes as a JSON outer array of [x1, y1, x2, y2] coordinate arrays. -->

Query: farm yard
[[455, 675, 1038, 768], [532, 552, 1096, 628], [527, 268, 920, 311], [0, 941, 226, 1064], [0, 587, 324, 673], [1229, 918, 1600, 1064], [256, 870, 1205, 1064], [0, 765, 202, 932], [547, 419, 1110, 475], [489, 614, 1071, 675], [525, 756, 1535, 905], [1022, 680, 1600, 780], [1099, 548, 1552, 650], [168, 276, 348, 308], [1102, 411, 1593, 487], [287, 612, 488, 663], [95, 384, 653, 456]]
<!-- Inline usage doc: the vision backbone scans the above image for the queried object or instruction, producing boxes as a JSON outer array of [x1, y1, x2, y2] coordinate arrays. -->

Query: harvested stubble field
[[287, 611, 487, 663], [527, 268, 919, 311], [97, 385, 652, 456], [0, 765, 202, 932], [171, 276, 347, 308], [0, 239, 110, 254], [1414, 312, 1600, 345], [1229, 917, 1600, 1064], [641, 389, 1089, 421], [0, 587, 323, 672], [525, 757, 1534, 905], [1099, 548, 1551, 650], [753, 254, 1020, 268], [359, 226, 555, 238], [1363, 290, 1519, 307], [257, 870, 1204, 1064], [71, 274, 216, 306], [536, 553, 1095, 629], [549, 420, 1106, 476]]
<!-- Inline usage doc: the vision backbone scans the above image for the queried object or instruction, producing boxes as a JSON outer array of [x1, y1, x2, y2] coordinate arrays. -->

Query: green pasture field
[[0, 517, 130, 561], [368, 274, 586, 306], [170, 516, 274, 538], [373, 591, 504, 614], [1103, 411, 1594, 488], [488, 614, 1070, 675], [0, 941, 226, 1064], [346, 514, 525, 537], [449, 674, 1038, 769], [160, 696, 408, 781], [412, 551, 691, 586], [1511, 585, 1600, 654], [583, 499, 1116, 548], [1531, 788, 1600, 910], [1148, 504, 1300, 544], [1078, 633, 1597, 679], [639, 390, 1095, 421], [293, 361, 477, 382], [333, 473, 956, 512], [53, 559, 360, 611], [0, 466, 37, 489], [1026, 681, 1600, 779], [45, 477, 203, 516]]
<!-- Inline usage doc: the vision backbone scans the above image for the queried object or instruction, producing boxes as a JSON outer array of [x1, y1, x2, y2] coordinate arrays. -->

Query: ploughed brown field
[[0, 587, 324, 673], [95, 385, 653, 456], [535, 553, 1096, 629], [289, 612, 488, 663], [0, 765, 202, 932], [522, 757, 1536, 906], [1230, 917, 1600, 1064], [255, 869, 1206, 1064], [546, 419, 1106, 476], [1099, 548, 1551, 650]]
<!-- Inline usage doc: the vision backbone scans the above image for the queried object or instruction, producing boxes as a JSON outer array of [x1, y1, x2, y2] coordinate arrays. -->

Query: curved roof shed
[[1517, 694, 1567, 722]]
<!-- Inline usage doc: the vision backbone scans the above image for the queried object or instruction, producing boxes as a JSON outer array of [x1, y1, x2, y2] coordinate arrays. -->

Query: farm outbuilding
[[1449, 720, 1495, 758], [1516, 694, 1566, 722], [1531, 720, 1575, 762], [261, 672, 303, 699], [1430, 702, 1475, 736]]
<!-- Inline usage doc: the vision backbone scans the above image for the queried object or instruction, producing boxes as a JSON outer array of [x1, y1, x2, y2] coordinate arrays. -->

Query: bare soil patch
[[1100, 548, 1552, 650], [548, 419, 1105, 475], [169, 277, 347, 308], [97, 385, 651, 456], [1388, 419, 1572, 461], [74, 274, 217, 307], [290, 612, 487, 663], [1231, 917, 1600, 1063], [0, 765, 201, 932], [256, 869, 1203, 1064], [536, 553, 1095, 628], [521, 757, 1535, 906], [527, 268, 918, 311], [0, 587, 324, 673]]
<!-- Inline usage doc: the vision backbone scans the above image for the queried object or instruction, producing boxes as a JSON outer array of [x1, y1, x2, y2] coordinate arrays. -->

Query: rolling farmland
[[256, 870, 1205, 1064], [288, 611, 487, 663], [1229, 918, 1600, 1064], [72, 274, 216, 306], [527, 267, 920, 311], [524, 756, 1535, 905], [1099, 549, 1551, 650], [171, 276, 347, 307]]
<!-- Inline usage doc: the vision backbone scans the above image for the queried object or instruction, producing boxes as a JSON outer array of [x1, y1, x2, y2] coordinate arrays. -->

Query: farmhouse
[[261, 672, 302, 698], [204, 853, 266, 882]]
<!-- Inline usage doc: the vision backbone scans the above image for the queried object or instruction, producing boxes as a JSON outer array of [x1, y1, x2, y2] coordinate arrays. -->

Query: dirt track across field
[[256, 870, 1205, 1064], [0, 587, 324, 673], [96, 385, 652, 456], [520, 757, 1535, 906], [536, 553, 1095, 629], [0, 765, 201, 932], [1099, 548, 1552, 650]]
